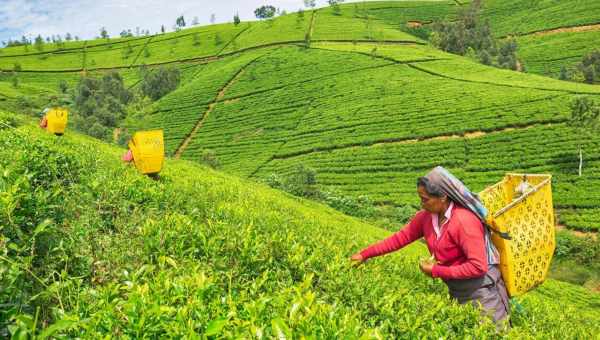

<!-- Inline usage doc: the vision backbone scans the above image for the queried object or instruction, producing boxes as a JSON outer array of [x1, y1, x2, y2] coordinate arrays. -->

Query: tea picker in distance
[[351, 166, 510, 326], [122, 130, 165, 178], [39, 107, 68, 136]]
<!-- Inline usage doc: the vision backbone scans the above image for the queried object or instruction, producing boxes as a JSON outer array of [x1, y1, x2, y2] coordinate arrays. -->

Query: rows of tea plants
[[178, 46, 393, 173], [311, 5, 418, 42], [256, 122, 600, 231], [516, 30, 600, 77], [173, 44, 594, 175], [361, 0, 460, 27], [180, 87, 314, 175], [0, 34, 150, 57], [480, 0, 600, 37], [221, 46, 393, 99], [132, 23, 245, 65], [312, 41, 449, 62], [398, 55, 600, 94], [220, 13, 311, 55], [133, 51, 267, 155], [559, 208, 600, 231], [0, 37, 154, 71], [0, 24, 243, 71], [2, 116, 599, 338]]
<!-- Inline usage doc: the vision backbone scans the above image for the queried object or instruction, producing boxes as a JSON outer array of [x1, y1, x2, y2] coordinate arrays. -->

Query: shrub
[[140, 66, 180, 101], [73, 72, 130, 141], [200, 149, 220, 169]]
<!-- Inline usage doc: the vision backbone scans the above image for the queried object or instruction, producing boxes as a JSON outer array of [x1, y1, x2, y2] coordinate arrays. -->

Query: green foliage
[[140, 66, 181, 101], [320, 190, 375, 218], [254, 5, 276, 20], [34, 35, 44, 52], [554, 231, 600, 265], [58, 80, 68, 93], [328, 0, 345, 16], [234, 13, 241, 26], [0, 111, 22, 129], [267, 164, 319, 198], [100, 27, 109, 39], [569, 96, 600, 129], [73, 72, 131, 140], [176, 15, 186, 29], [577, 49, 600, 84], [200, 149, 220, 169], [0, 118, 599, 338], [431, 1, 520, 71], [10, 73, 18, 88]]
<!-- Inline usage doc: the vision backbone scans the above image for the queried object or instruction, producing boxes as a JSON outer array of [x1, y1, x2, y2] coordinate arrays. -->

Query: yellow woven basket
[[129, 130, 164, 175], [46, 107, 68, 135], [479, 174, 555, 297]]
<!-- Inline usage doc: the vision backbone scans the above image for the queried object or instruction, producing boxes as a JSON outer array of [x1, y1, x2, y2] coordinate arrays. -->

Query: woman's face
[[417, 185, 447, 214]]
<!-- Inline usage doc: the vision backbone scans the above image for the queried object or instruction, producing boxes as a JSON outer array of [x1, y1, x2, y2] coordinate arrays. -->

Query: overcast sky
[[0, 0, 363, 44]]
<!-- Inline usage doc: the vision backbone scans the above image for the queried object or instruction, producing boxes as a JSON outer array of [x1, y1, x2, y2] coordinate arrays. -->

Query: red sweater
[[360, 206, 488, 280]]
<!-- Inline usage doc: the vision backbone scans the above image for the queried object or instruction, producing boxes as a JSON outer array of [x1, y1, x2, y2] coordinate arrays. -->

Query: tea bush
[[0, 118, 599, 338]]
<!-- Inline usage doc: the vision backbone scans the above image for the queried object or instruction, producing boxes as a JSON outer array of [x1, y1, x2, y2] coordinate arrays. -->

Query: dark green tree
[[559, 66, 570, 81], [254, 5, 276, 19], [34, 35, 44, 51], [176, 15, 186, 28], [100, 27, 109, 39], [140, 67, 181, 101], [303, 0, 316, 8]]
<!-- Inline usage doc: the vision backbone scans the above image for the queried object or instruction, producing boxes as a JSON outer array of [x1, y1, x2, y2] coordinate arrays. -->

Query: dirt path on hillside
[[556, 223, 598, 240], [173, 68, 247, 159], [526, 23, 600, 37], [267, 121, 559, 162]]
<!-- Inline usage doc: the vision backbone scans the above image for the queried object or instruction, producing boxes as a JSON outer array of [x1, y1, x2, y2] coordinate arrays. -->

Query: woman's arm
[[431, 214, 488, 280], [358, 211, 427, 260]]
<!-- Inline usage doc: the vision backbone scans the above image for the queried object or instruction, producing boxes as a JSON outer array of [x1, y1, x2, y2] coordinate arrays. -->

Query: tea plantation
[[1, 0, 600, 336], [1, 115, 599, 338]]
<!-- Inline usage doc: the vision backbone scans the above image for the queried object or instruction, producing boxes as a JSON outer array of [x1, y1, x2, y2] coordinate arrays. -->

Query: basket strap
[[487, 223, 512, 240]]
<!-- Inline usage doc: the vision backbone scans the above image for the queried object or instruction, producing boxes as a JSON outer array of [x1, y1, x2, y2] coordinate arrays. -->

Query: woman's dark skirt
[[444, 265, 510, 325]]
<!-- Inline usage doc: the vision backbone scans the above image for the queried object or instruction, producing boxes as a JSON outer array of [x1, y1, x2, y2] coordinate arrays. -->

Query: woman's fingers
[[350, 253, 364, 264]]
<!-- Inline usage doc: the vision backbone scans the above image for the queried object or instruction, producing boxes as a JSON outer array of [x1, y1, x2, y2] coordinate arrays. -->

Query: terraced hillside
[[135, 41, 600, 231], [479, 0, 600, 78], [1, 114, 599, 338], [1, 1, 599, 234]]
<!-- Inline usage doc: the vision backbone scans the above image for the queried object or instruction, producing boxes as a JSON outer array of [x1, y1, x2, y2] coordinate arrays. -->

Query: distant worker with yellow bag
[[39, 107, 68, 135], [351, 166, 510, 325], [121, 130, 165, 176]]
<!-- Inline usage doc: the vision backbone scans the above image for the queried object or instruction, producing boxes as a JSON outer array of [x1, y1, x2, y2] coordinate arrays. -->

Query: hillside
[[1, 114, 599, 337], [479, 0, 600, 78], [2, 1, 600, 231]]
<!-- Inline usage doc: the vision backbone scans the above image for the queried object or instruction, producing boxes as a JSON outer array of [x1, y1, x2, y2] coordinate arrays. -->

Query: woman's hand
[[350, 253, 364, 266], [419, 259, 434, 277]]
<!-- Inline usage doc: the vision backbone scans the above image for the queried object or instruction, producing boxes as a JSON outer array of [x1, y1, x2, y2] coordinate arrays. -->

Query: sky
[[0, 0, 357, 44]]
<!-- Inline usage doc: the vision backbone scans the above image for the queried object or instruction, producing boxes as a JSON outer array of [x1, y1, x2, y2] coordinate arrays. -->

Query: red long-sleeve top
[[360, 205, 488, 280]]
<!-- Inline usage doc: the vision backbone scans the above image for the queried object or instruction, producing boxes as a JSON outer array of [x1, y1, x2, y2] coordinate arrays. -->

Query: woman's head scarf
[[423, 166, 500, 265]]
